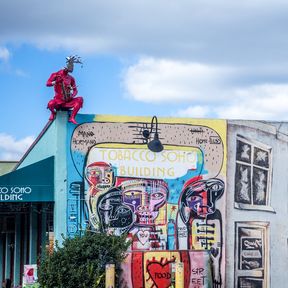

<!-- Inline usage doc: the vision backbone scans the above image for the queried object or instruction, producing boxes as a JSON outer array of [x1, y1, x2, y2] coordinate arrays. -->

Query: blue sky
[[1, 0, 288, 160]]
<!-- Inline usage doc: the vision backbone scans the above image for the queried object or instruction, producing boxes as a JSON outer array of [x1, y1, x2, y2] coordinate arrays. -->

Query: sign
[[23, 265, 39, 287], [0, 157, 54, 202], [0, 185, 52, 202], [87, 148, 198, 179]]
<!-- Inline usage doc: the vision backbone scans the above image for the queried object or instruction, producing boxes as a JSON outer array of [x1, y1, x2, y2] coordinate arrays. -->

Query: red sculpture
[[47, 56, 83, 124]]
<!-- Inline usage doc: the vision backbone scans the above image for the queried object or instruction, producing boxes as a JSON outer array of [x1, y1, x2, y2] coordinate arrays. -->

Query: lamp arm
[[151, 115, 158, 133]]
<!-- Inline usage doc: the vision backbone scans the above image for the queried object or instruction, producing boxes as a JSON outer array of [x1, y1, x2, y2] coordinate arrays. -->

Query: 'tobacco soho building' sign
[[0, 157, 54, 202]]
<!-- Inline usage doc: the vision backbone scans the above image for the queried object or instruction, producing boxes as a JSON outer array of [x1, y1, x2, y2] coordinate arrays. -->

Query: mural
[[121, 251, 212, 288], [67, 116, 227, 288]]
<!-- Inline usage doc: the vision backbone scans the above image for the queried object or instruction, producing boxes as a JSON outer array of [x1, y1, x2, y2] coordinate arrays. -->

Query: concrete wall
[[226, 120, 288, 288]]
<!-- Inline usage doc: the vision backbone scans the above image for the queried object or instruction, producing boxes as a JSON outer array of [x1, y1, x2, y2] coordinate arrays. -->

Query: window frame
[[234, 135, 274, 212], [234, 221, 270, 288]]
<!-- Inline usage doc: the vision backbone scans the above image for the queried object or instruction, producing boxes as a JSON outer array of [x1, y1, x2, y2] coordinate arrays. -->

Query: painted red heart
[[147, 259, 173, 288]]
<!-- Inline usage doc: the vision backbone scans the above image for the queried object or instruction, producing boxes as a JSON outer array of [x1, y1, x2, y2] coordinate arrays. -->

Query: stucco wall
[[226, 120, 288, 288], [17, 111, 69, 244]]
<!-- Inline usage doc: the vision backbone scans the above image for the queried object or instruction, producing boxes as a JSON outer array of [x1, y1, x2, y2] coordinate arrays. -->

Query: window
[[234, 135, 274, 212], [234, 222, 269, 288]]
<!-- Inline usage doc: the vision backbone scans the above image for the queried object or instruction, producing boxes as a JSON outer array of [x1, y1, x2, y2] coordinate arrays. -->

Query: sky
[[1, 0, 288, 160]]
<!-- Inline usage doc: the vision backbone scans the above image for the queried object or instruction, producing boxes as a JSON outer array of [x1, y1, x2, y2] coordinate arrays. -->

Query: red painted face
[[85, 162, 114, 192], [186, 184, 210, 217], [182, 179, 224, 218]]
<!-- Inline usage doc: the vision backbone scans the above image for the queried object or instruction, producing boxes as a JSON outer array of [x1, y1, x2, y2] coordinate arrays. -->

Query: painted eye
[[211, 184, 221, 191], [106, 173, 111, 178], [117, 207, 127, 213], [91, 170, 100, 176], [124, 191, 140, 197], [189, 196, 201, 202], [151, 192, 164, 200]]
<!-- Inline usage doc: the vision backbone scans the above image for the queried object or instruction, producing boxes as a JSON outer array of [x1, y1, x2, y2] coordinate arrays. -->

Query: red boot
[[68, 116, 78, 125], [68, 98, 82, 124], [49, 112, 56, 121]]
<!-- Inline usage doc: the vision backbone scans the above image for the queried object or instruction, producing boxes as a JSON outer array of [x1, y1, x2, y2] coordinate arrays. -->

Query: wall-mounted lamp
[[142, 116, 164, 152]]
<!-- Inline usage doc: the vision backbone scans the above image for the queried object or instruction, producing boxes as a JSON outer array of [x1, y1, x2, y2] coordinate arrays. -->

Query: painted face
[[85, 162, 114, 192], [123, 188, 142, 212], [181, 178, 224, 219], [97, 188, 134, 234], [122, 180, 168, 225]]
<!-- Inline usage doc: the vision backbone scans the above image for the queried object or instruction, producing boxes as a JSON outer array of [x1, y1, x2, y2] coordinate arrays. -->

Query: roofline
[[13, 120, 53, 170]]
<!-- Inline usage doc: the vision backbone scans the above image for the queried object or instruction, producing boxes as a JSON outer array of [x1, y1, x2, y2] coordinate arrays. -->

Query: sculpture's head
[[65, 55, 82, 73]]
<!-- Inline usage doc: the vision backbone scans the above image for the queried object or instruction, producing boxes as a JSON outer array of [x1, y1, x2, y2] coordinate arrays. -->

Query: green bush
[[38, 231, 130, 288]]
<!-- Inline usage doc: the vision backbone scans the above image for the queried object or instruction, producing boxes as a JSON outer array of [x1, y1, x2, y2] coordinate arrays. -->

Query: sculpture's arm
[[46, 71, 61, 87], [70, 77, 78, 98]]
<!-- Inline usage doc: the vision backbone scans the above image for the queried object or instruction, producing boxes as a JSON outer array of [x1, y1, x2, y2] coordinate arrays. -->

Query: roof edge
[[13, 120, 53, 171]]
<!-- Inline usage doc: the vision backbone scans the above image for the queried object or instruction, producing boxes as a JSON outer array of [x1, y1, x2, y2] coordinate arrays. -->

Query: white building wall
[[226, 120, 288, 287]]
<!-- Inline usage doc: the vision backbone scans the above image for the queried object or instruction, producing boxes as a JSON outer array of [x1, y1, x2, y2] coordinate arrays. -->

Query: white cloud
[[123, 57, 234, 103], [175, 84, 288, 121], [0, 46, 10, 62], [217, 84, 288, 120], [0, 133, 35, 161], [123, 57, 288, 120], [0, 1, 288, 66], [1, 0, 288, 123]]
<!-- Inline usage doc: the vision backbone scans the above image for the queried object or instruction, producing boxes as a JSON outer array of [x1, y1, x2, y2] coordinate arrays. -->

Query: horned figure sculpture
[[46, 55, 84, 124]]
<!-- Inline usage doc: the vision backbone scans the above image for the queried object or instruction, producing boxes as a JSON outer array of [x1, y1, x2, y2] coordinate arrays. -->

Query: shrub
[[38, 231, 130, 288]]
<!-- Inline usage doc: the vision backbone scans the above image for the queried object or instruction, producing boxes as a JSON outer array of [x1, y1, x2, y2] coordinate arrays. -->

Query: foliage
[[38, 231, 130, 288]]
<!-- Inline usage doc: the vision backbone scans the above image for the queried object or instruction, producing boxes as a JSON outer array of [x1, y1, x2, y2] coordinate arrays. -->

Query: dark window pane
[[252, 168, 268, 205], [236, 140, 251, 163], [240, 236, 263, 270], [235, 164, 251, 204], [253, 147, 269, 168], [238, 277, 263, 288]]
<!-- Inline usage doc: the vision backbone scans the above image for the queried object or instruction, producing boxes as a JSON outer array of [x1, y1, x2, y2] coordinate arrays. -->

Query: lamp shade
[[148, 132, 163, 152]]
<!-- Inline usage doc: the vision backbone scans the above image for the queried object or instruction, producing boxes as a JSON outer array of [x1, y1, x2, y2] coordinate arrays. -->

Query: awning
[[0, 156, 54, 202]]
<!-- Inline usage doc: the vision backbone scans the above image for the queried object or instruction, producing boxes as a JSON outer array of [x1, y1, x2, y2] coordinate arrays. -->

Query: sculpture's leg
[[68, 97, 83, 125], [47, 100, 57, 121]]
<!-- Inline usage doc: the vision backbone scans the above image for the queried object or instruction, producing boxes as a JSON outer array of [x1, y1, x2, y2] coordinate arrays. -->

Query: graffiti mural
[[67, 116, 227, 287], [177, 178, 224, 286], [121, 251, 213, 288]]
